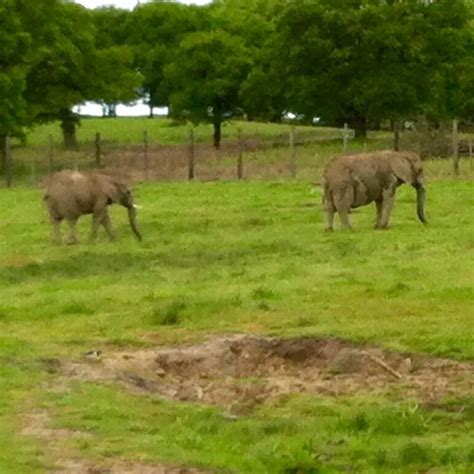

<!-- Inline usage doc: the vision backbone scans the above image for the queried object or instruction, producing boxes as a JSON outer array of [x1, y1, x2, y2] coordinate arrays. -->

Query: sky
[[74, 0, 210, 9]]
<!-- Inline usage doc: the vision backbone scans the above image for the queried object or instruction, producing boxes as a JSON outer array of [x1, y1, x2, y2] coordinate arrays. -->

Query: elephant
[[322, 150, 427, 230], [43, 170, 142, 244]]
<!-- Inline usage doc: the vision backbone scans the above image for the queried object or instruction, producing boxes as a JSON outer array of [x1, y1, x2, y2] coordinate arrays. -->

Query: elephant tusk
[[133, 204, 142, 209]]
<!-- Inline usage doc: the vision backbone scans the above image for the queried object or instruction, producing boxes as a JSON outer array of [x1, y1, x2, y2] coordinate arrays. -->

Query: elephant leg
[[374, 200, 383, 229], [101, 211, 116, 241], [378, 189, 396, 229], [323, 197, 336, 232], [89, 214, 102, 241], [324, 208, 335, 232], [334, 187, 353, 230], [50, 218, 62, 244], [338, 209, 352, 230], [65, 218, 79, 244], [90, 200, 108, 242]]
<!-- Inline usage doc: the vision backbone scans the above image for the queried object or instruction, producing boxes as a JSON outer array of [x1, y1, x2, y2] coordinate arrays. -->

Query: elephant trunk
[[415, 185, 427, 224], [127, 205, 142, 241]]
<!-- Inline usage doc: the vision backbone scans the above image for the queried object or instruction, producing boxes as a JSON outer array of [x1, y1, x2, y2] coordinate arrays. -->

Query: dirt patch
[[64, 335, 474, 413]]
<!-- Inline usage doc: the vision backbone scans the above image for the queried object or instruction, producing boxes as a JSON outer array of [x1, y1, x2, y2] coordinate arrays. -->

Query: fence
[[1, 120, 473, 187]]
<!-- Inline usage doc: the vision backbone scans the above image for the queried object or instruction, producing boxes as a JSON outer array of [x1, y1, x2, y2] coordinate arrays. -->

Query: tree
[[163, 30, 252, 148], [24, 2, 98, 148], [0, 0, 60, 171], [91, 7, 140, 117], [271, 0, 473, 138], [25, 2, 142, 148], [211, 0, 286, 122], [419, 0, 474, 122], [126, 2, 203, 117]]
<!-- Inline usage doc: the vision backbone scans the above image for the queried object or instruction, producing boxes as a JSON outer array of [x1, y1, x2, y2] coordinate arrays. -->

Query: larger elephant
[[44, 170, 142, 244], [322, 151, 427, 230]]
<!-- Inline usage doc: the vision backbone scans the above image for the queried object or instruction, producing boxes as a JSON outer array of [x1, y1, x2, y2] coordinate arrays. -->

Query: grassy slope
[[22, 117, 335, 147], [0, 165, 473, 472]]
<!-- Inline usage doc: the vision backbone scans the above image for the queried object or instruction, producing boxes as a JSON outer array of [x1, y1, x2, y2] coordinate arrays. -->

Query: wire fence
[[1, 120, 473, 187]]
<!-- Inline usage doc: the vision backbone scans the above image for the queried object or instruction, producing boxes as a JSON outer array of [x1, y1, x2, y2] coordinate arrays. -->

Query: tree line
[[1, 0, 472, 162]]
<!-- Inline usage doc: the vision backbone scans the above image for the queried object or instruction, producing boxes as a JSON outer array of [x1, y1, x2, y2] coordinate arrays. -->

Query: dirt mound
[[65, 335, 474, 413]]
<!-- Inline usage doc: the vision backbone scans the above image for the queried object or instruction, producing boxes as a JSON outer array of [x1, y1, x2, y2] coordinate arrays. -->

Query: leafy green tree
[[126, 2, 203, 117], [91, 7, 141, 117], [272, 0, 473, 138], [211, 0, 286, 122], [163, 29, 252, 148], [420, 0, 474, 123], [25, 2, 142, 147], [24, 2, 98, 148], [0, 0, 60, 170]]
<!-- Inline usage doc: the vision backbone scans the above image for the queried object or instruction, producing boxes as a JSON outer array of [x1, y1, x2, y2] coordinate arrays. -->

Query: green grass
[[20, 117, 337, 147], [0, 159, 473, 472]]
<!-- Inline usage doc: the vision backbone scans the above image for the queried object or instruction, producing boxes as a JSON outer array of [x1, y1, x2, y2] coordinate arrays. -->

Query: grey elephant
[[43, 170, 142, 244], [322, 150, 426, 230]]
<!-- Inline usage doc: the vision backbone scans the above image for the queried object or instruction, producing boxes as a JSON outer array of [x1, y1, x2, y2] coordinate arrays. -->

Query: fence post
[[5, 135, 12, 187], [452, 119, 459, 176], [342, 123, 350, 151], [237, 127, 244, 180], [31, 153, 36, 184], [143, 130, 149, 180], [188, 127, 195, 181], [95, 132, 101, 166], [289, 124, 296, 178], [469, 139, 473, 171], [48, 134, 54, 173]]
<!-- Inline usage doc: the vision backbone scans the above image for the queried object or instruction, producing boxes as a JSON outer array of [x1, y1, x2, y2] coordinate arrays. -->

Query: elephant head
[[103, 179, 143, 241], [390, 153, 427, 224]]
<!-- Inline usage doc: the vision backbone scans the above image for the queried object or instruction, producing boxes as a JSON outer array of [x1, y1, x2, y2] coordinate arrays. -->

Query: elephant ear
[[391, 155, 415, 185], [102, 177, 122, 204]]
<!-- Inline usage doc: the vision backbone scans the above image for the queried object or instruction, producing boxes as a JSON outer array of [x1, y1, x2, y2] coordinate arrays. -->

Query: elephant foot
[[324, 227, 334, 233], [66, 236, 79, 245], [374, 224, 389, 230]]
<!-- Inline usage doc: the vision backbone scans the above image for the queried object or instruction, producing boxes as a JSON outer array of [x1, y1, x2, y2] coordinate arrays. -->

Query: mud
[[64, 335, 474, 413]]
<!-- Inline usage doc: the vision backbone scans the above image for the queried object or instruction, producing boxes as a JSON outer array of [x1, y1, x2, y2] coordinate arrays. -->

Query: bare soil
[[64, 335, 474, 414]]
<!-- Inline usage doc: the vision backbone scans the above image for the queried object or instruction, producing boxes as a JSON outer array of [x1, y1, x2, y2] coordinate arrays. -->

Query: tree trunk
[[393, 121, 400, 151], [60, 109, 78, 149], [148, 105, 154, 119], [213, 119, 222, 149], [213, 100, 223, 149], [351, 114, 368, 140]]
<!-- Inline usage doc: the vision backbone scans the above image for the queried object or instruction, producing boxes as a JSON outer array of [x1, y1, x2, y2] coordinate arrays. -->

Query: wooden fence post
[[342, 123, 350, 151], [48, 134, 54, 173], [469, 139, 473, 171], [452, 119, 459, 176], [188, 128, 195, 180], [31, 153, 36, 184], [289, 124, 296, 178], [5, 135, 12, 187], [95, 132, 101, 166], [237, 127, 244, 180], [143, 130, 149, 180]]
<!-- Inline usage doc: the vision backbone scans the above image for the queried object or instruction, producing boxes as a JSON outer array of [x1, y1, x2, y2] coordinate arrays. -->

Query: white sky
[[74, 0, 210, 9]]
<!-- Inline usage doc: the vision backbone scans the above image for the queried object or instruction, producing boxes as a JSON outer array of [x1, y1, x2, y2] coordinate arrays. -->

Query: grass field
[[0, 148, 473, 472], [20, 117, 337, 148]]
